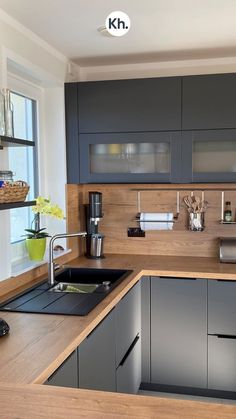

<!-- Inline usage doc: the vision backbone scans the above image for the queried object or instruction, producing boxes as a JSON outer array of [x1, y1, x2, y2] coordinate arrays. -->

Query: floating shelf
[[0, 200, 36, 211], [0, 135, 35, 148], [220, 220, 236, 224]]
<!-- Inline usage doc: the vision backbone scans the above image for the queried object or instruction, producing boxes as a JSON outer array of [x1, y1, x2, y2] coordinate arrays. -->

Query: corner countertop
[[0, 254, 236, 418], [1, 382, 236, 419], [0, 254, 236, 386]]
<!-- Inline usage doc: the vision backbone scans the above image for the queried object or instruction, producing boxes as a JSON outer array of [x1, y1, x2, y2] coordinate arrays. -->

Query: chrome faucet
[[48, 231, 87, 286]]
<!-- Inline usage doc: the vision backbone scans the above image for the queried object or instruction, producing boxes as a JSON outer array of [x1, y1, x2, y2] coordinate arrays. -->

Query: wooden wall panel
[[67, 184, 236, 258]]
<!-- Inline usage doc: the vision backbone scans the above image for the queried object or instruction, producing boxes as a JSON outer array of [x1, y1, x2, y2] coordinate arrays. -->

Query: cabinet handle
[[119, 334, 140, 367], [158, 277, 196, 281], [211, 334, 236, 340]]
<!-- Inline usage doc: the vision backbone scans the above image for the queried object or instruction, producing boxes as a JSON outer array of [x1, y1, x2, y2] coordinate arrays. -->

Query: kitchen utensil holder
[[189, 212, 205, 231]]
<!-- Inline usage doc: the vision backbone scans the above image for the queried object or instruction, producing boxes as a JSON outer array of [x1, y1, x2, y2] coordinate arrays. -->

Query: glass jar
[[0, 170, 14, 182]]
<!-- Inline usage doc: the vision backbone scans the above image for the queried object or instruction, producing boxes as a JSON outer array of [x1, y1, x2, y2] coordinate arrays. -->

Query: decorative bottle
[[224, 201, 232, 222]]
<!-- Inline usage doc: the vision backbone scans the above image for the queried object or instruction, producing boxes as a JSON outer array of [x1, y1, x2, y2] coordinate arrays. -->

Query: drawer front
[[208, 335, 236, 392], [46, 350, 78, 388], [208, 280, 236, 335], [78, 310, 116, 392], [116, 334, 141, 394], [115, 282, 141, 367]]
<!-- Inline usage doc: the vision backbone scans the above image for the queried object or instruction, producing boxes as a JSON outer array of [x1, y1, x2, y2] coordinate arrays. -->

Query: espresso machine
[[85, 191, 105, 258]]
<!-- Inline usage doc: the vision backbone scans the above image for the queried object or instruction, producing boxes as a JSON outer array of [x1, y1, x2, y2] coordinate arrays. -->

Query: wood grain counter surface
[[1, 382, 236, 419], [0, 254, 236, 386]]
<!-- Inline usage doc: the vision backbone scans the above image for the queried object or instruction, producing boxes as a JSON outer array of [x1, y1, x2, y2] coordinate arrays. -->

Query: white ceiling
[[1, 0, 236, 66]]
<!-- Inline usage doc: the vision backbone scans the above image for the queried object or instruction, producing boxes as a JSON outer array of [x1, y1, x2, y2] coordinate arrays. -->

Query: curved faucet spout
[[48, 232, 87, 286]]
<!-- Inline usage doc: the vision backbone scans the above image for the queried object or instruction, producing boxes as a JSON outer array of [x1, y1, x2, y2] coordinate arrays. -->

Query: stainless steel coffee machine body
[[86, 192, 105, 259]]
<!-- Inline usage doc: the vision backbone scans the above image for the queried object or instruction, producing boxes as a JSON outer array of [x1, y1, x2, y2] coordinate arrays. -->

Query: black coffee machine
[[85, 191, 105, 259]]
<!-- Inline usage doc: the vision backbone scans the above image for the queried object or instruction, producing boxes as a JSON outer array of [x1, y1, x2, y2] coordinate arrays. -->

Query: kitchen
[[1, 1, 236, 418]]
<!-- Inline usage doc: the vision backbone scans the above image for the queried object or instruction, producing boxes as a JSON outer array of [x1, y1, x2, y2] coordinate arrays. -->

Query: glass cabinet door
[[182, 130, 236, 182], [79, 132, 181, 183]]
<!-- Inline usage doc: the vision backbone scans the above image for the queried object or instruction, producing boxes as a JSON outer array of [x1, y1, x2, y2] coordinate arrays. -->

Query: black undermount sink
[[0, 268, 132, 316]]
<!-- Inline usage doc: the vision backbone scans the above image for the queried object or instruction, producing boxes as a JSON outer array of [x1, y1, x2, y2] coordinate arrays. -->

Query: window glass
[[8, 91, 38, 244]]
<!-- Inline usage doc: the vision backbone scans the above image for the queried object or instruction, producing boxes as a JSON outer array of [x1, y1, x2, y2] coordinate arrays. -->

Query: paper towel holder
[[133, 190, 180, 225]]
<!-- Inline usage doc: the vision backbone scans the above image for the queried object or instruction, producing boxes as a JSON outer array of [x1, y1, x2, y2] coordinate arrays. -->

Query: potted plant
[[23, 196, 64, 261]]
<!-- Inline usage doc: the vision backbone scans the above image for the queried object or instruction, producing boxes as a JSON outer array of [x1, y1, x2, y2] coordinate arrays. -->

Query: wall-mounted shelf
[[0, 135, 35, 149], [220, 221, 236, 224], [0, 200, 36, 211]]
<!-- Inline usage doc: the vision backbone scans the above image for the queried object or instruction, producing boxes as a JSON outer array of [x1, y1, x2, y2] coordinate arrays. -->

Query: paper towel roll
[[140, 213, 173, 231]]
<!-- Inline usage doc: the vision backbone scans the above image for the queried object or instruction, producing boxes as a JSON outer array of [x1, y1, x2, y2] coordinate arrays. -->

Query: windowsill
[[11, 249, 72, 277]]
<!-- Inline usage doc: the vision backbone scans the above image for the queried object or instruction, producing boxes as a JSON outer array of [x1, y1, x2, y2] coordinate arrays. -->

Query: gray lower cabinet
[[115, 281, 141, 366], [208, 280, 236, 336], [115, 281, 142, 394], [116, 334, 141, 394], [208, 335, 236, 392], [141, 276, 150, 383], [78, 309, 116, 392], [151, 277, 207, 388], [46, 350, 78, 388]]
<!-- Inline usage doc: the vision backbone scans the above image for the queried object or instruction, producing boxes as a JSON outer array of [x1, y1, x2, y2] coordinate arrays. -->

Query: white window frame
[[7, 73, 44, 264]]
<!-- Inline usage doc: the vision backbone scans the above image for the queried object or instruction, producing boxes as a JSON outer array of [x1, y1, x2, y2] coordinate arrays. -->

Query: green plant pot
[[26, 238, 46, 261]]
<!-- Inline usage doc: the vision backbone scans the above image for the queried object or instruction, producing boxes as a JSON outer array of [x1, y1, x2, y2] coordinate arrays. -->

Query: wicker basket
[[0, 181, 30, 203]]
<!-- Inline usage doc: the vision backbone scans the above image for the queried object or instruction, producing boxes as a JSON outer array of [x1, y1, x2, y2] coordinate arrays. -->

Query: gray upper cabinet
[[46, 350, 78, 388], [79, 131, 182, 183], [181, 129, 236, 183], [151, 277, 207, 388], [182, 74, 236, 130], [78, 309, 116, 392], [78, 77, 181, 133]]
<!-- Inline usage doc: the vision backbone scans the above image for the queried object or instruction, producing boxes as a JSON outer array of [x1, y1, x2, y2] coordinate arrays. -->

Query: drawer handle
[[119, 334, 140, 367], [211, 334, 236, 340]]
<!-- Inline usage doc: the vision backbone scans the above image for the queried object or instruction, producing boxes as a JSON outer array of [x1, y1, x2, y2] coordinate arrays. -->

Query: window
[[7, 75, 40, 262]]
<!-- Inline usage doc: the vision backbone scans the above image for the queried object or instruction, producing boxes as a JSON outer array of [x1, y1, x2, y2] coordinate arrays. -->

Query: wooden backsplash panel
[[67, 184, 236, 258]]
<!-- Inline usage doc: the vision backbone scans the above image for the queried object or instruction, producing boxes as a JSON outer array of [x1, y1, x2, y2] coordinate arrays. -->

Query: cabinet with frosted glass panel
[[181, 129, 236, 183], [79, 131, 182, 183]]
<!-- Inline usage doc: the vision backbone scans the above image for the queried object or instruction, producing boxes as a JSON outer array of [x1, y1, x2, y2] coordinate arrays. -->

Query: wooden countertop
[[0, 254, 236, 386], [1, 254, 236, 418], [1, 382, 236, 419]]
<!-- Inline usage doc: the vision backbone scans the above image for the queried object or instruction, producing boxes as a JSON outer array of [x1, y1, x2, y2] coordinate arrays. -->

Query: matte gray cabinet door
[[78, 77, 181, 133], [78, 309, 116, 392], [151, 277, 207, 388], [46, 350, 78, 388], [181, 129, 236, 183], [79, 131, 182, 184], [208, 335, 236, 391], [65, 83, 80, 184], [182, 73, 236, 129], [115, 282, 141, 367], [116, 334, 141, 394], [208, 280, 236, 335], [141, 276, 150, 383]]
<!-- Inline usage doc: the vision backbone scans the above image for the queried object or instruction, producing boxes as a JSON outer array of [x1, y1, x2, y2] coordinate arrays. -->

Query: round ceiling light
[[97, 26, 114, 38]]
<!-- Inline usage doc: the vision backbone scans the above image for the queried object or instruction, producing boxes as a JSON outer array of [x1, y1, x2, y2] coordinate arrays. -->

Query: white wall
[[79, 56, 236, 82], [0, 12, 78, 280]]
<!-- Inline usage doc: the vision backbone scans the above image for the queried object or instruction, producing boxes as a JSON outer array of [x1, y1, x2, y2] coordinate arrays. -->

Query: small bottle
[[224, 201, 232, 222]]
